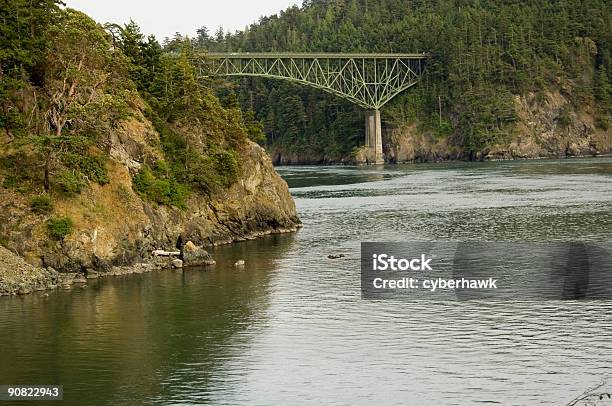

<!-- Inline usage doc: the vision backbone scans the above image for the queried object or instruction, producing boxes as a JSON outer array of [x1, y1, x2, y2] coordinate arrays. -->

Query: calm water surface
[[2, 158, 612, 405]]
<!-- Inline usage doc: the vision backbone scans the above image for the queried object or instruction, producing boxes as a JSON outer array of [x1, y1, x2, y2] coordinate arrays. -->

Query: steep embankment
[[0, 95, 300, 278], [0, 6, 301, 294], [383, 89, 611, 163]]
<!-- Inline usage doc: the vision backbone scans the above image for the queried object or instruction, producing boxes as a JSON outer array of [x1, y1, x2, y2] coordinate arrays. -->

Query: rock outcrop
[[0, 246, 59, 295], [0, 104, 301, 276], [364, 88, 610, 164], [181, 241, 215, 267]]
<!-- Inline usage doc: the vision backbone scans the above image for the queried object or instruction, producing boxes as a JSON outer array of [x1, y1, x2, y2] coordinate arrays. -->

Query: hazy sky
[[64, 0, 302, 41]]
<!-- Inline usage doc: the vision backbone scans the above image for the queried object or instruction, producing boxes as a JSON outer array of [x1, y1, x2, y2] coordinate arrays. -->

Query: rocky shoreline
[[0, 226, 301, 297], [273, 151, 612, 166]]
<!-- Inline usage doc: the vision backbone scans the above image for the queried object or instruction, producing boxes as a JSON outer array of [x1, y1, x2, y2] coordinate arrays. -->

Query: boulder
[[172, 259, 183, 268], [73, 274, 87, 284], [181, 241, 216, 267], [234, 260, 245, 267], [86, 270, 99, 279], [0, 246, 60, 296]]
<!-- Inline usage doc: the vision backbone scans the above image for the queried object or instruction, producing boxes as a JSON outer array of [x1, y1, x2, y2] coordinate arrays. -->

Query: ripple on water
[[1, 158, 612, 405]]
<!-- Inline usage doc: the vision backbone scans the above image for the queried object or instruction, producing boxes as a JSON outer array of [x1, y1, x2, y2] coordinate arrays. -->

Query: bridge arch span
[[192, 53, 428, 164]]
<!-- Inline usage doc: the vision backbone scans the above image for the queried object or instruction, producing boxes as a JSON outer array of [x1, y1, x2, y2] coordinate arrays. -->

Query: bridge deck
[[203, 52, 429, 59]]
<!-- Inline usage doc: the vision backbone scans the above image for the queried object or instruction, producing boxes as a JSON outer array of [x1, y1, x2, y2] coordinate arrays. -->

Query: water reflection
[[1, 158, 612, 405], [0, 234, 295, 405]]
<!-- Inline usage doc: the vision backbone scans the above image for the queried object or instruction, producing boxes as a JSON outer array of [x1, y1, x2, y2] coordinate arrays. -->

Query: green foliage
[[54, 170, 88, 196], [244, 111, 266, 144], [558, 106, 573, 128], [132, 165, 188, 209], [0, 152, 38, 193], [60, 153, 109, 185], [0, 0, 62, 136], [2, 7, 132, 193], [213, 150, 239, 187], [201, 0, 611, 159], [594, 66, 611, 107], [30, 195, 54, 214], [2, 6, 254, 209], [47, 217, 73, 240], [111, 20, 162, 92], [595, 115, 609, 130]]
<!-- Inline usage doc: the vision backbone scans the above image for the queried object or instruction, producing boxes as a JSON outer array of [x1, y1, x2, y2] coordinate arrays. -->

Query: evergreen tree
[[200, 0, 611, 159]]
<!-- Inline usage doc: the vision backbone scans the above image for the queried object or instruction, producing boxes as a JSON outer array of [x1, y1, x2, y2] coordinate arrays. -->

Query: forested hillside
[[194, 0, 611, 162], [0, 1, 299, 276]]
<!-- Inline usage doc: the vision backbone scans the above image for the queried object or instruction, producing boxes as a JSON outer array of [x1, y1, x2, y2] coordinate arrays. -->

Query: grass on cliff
[[47, 217, 73, 240], [30, 195, 54, 214], [132, 164, 188, 209], [130, 105, 243, 209]]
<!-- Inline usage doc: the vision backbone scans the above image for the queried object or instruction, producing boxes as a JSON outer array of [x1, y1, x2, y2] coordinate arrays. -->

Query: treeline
[[1, 2, 262, 209], [190, 0, 611, 160]]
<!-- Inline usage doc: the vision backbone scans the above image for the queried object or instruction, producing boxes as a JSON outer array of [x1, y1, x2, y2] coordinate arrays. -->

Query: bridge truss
[[193, 53, 428, 110]]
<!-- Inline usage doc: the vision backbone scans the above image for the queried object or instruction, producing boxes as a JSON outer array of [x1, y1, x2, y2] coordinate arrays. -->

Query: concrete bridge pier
[[365, 110, 384, 165]]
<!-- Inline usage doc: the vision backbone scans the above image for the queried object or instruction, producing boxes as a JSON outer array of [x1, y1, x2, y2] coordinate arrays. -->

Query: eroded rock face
[[489, 91, 605, 159], [0, 113, 301, 274], [0, 246, 59, 295], [381, 124, 462, 164], [379, 88, 610, 164]]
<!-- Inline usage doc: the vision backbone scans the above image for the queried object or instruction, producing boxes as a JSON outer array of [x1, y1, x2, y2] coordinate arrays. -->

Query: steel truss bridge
[[192, 53, 429, 164]]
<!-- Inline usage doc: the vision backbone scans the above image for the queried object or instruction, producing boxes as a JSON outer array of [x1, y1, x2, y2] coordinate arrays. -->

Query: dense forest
[[2, 0, 611, 169], [191, 0, 611, 162], [0, 0, 267, 210]]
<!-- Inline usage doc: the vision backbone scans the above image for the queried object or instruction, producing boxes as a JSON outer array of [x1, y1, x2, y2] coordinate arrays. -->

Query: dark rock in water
[[181, 241, 216, 267], [328, 254, 346, 259], [72, 274, 87, 284]]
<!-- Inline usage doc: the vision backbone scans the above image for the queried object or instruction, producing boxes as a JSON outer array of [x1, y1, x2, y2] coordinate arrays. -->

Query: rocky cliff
[[0, 102, 301, 277], [377, 88, 611, 164], [271, 85, 611, 165]]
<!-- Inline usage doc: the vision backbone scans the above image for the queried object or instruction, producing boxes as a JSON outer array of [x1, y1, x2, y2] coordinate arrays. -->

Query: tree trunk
[[44, 152, 52, 192]]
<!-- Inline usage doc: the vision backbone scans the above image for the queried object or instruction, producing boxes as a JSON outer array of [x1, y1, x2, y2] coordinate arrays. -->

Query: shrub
[[557, 106, 573, 128], [2, 175, 19, 189], [55, 170, 88, 196], [0, 153, 35, 192], [186, 155, 218, 194], [132, 165, 188, 209], [30, 195, 54, 214], [595, 115, 609, 130], [61, 153, 109, 185], [47, 217, 73, 240], [213, 150, 239, 187]]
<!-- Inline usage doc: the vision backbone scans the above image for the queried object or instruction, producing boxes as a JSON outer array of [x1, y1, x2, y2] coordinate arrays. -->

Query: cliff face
[[270, 149, 353, 165], [487, 90, 610, 160], [272, 84, 610, 165], [378, 88, 610, 164], [0, 7, 301, 279], [0, 104, 301, 273]]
